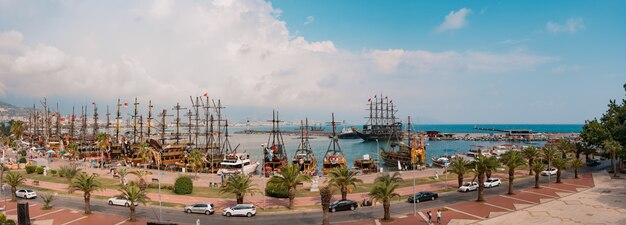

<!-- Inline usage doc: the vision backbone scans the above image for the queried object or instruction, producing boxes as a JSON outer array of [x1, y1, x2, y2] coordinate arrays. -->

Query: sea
[[214, 124, 582, 171]]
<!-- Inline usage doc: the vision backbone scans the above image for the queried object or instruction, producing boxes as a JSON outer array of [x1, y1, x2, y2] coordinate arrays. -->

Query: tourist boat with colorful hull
[[262, 110, 288, 176], [291, 119, 317, 175], [322, 113, 347, 175], [379, 116, 426, 169]]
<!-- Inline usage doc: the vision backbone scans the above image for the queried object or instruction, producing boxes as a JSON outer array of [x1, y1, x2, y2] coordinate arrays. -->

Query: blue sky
[[0, 0, 624, 124]]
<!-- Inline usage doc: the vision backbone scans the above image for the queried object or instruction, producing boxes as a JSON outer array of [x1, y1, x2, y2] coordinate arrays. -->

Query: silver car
[[184, 202, 215, 215]]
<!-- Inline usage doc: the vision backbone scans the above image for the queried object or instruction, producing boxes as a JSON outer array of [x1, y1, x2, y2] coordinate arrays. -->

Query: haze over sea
[[222, 124, 582, 171]]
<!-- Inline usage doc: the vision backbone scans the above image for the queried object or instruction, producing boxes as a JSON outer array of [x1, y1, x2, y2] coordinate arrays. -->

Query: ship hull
[[355, 130, 403, 142]]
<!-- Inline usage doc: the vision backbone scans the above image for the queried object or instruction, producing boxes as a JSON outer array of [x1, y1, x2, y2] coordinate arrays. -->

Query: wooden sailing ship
[[291, 119, 317, 175], [354, 94, 403, 142], [262, 110, 288, 176], [379, 116, 426, 170], [322, 113, 347, 175]]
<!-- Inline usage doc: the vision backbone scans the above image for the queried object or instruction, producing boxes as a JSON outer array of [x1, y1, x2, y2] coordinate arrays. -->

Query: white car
[[541, 167, 558, 176], [15, 189, 37, 199], [484, 178, 501, 188], [107, 197, 137, 207], [222, 204, 256, 217], [458, 182, 479, 192]]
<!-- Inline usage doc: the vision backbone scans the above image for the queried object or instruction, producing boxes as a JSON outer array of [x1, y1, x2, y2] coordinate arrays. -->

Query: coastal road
[[20, 161, 609, 225]]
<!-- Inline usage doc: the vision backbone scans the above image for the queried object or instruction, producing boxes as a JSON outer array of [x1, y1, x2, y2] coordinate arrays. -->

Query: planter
[[18, 163, 26, 169]]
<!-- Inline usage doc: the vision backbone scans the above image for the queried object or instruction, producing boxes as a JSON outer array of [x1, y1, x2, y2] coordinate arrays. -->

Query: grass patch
[[145, 185, 235, 198], [20, 172, 120, 188]]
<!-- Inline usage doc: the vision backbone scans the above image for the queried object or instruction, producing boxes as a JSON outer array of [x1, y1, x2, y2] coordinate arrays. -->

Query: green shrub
[[174, 176, 193, 195], [5, 219, 16, 225], [18, 150, 27, 157], [265, 182, 289, 198], [25, 165, 37, 174], [36, 166, 45, 174], [50, 170, 57, 175], [0, 213, 6, 222], [18, 158, 27, 164]]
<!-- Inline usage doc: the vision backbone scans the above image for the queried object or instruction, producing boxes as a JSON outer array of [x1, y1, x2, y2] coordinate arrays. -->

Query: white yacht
[[217, 153, 259, 176]]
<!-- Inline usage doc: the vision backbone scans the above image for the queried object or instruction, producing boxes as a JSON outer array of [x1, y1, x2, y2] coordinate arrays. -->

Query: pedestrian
[[427, 211, 432, 224], [437, 209, 442, 224]]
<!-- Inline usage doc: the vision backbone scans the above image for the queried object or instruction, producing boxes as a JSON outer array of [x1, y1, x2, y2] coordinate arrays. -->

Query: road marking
[[61, 215, 87, 225], [499, 195, 536, 204], [560, 182, 592, 188], [541, 185, 575, 193], [4, 203, 38, 213], [32, 208, 65, 219], [114, 218, 129, 225], [520, 190, 557, 198], [444, 206, 484, 220], [417, 211, 429, 222], [374, 219, 381, 225], [482, 202, 513, 211]]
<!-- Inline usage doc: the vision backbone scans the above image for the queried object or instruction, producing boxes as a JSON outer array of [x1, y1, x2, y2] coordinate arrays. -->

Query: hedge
[[36, 166, 44, 174], [18, 158, 27, 164], [25, 165, 37, 174], [174, 176, 193, 194], [265, 182, 289, 198]]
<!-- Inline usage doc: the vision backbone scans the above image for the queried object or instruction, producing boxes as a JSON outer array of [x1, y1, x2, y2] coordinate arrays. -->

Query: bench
[[32, 180, 40, 186], [151, 178, 159, 183]]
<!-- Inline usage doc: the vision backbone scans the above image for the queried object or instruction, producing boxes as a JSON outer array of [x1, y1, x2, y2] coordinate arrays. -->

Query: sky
[[0, 0, 624, 124]]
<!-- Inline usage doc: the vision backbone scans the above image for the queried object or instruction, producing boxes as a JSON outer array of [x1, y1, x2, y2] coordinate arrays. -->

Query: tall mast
[[147, 100, 153, 141], [385, 97, 390, 125], [194, 97, 200, 148], [92, 102, 98, 138], [132, 97, 139, 144], [138, 114, 143, 143], [407, 116, 412, 146], [80, 105, 86, 145], [105, 105, 111, 135], [186, 109, 193, 144], [56, 102, 61, 137], [115, 99, 121, 143], [70, 106, 75, 139], [158, 109, 171, 146], [172, 102, 185, 145], [202, 96, 211, 152]]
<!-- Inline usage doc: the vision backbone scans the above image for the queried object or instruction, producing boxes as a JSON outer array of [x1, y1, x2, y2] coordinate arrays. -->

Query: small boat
[[431, 156, 450, 167], [217, 152, 259, 176], [291, 119, 317, 175], [338, 127, 359, 139], [354, 154, 379, 173], [322, 113, 347, 175]]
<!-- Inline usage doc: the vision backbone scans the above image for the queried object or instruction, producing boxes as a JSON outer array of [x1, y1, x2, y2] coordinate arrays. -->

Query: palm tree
[[10, 121, 24, 142], [67, 143, 79, 162], [319, 185, 334, 225], [327, 167, 363, 200], [447, 157, 469, 188], [59, 165, 82, 193], [552, 157, 569, 183], [71, 174, 102, 214], [116, 183, 151, 222], [96, 132, 110, 168], [522, 146, 540, 175], [369, 172, 403, 221], [542, 145, 558, 163], [187, 149, 205, 179], [117, 167, 129, 186], [500, 150, 526, 195], [135, 142, 161, 170], [556, 139, 574, 158], [219, 174, 258, 204], [5, 172, 25, 201], [469, 155, 499, 202], [603, 139, 622, 178], [531, 161, 546, 188], [570, 158, 584, 179], [41, 192, 56, 210], [267, 164, 312, 209], [130, 170, 151, 190]]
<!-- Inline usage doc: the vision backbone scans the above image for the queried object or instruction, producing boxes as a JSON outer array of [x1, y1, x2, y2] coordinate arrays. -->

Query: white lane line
[[542, 185, 575, 193], [482, 202, 513, 211], [499, 195, 537, 204], [520, 190, 558, 198], [444, 206, 484, 220], [32, 208, 66, 219], [60, 216, 87, 225], [114, 218, 129, 225]]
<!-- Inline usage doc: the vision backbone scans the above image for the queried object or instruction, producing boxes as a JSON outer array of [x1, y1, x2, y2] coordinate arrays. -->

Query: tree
[[219, 174, 258, 204], [531, 161, 546, 189], [327, 167, 363, 200], [603, 139, 623, 178], [552, 157, 569, 183], [469, 155, 499, 201], [556, 139, 574, 158], [95, 132, 110, 168], [267, 164, 312, 209], [41, 193, 56, 210], [4, 172, 25, 201], [71, 174, 102, 214], [574, 142, 595, 162], [500, 150, 526, 195], [542, 145, 558, 167], [522, 146, 541, 175], [130, 170, 150, 190], [368, 172, 403, 221], [135, 142, 161, 170], [187, 149, 205, 179], [10, 121, 24, 142], [116, 183, 151, 222], [319, 185, 334, 225], [447, 157, 469, 188], [67, 143, 79, 162], [117, 167, 128, 186], [570, 158, 584, 179], [59, 165, 82, 193]]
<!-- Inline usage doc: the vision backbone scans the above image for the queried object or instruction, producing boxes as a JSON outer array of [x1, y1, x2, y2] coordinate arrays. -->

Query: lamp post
[[412, 162, 416, 216], [376, 139, 380, 173]]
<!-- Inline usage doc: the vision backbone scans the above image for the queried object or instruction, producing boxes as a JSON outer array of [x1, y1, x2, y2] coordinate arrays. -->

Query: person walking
[[437, 209, 442, 224], [427, 211, 432, 224]]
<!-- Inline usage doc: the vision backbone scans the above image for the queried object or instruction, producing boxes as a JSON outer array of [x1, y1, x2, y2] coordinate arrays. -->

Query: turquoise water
[[231, 124, 583, 134]]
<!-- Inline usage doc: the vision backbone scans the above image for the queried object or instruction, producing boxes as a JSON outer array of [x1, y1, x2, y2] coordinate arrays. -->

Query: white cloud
[[435, 8, 471, 33], [304, 15, 314, 25], [546, 17, 585, 33]]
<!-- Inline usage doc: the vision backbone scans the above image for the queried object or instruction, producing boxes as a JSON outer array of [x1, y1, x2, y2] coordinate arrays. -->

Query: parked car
[[184, 202, 215, 215], [587, 159, 601, 166], [107, 197, 137, 207], [222, 204, 256, 217], [407, 191, 438, 203], [541, 167, 558, 176], [15, 189, 37, 199], [484, 178, 501, 188], [458, 182, 479, 192], [329, 199, 358, 212]]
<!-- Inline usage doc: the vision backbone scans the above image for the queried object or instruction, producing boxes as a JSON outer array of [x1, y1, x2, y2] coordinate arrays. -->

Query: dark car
[[587, 159, 601, 166], [329, 199, 358, 212], [407, 191, 438, 203]]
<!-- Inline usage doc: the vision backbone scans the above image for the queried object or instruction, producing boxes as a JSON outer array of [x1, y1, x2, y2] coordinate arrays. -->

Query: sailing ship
[[380, 116, 426, 169], [354, 94, 403, 142], [262, 110, 288, 176], [291, 119, 317, 175], [322, 113, 347, 175], [217, 120, 258, 175]]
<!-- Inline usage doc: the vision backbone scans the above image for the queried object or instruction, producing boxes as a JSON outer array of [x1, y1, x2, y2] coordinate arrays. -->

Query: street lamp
[[412, 162, 416, 216], [376, 139, 380, 173]]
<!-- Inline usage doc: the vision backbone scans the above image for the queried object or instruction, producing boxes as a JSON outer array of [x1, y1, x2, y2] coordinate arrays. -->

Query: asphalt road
[[17, 161, 609, 225]]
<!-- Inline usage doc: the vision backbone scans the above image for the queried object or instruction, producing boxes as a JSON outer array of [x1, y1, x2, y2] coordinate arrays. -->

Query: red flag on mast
[[123, 103, 128, 109], [203, 92, 208, 97]]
